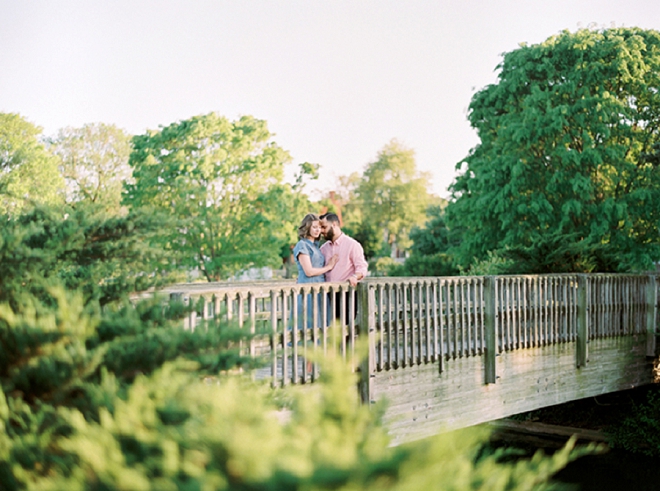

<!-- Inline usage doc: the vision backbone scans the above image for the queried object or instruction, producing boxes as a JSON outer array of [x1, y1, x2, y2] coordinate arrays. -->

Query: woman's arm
[[298, 253, 338, 277]]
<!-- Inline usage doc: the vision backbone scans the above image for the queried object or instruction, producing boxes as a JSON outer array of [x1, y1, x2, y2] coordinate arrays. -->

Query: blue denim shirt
[[293, 238, 326, 283]]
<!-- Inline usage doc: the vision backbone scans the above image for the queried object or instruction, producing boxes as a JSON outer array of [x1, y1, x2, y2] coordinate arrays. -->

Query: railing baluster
[[424, 281, 435, 363], [377, 284, 384, 370], [159, 273, 656, 391]]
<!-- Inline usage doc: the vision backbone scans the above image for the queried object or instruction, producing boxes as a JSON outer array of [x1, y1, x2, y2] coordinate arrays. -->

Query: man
[[319, 213, 368, 325], [319, 213, 368, 285]]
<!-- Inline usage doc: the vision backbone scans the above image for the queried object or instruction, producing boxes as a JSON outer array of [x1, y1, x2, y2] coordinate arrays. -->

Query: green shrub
[[610, 387, 660, 457], [388, 253, 459, 277], [1, 353, 590, 490], [0, 204, 592, 490]]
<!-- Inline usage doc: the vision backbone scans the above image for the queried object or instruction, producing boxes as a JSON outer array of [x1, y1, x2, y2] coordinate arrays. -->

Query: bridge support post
[[358, 283, 376, 404], [647, 275, 657, 357], [484, 276, 497, 384], [576, 274, 588, 368]]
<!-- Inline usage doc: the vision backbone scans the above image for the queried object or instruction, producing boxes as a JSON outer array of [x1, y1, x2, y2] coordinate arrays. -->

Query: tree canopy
[[0, 113, 64, 215], [123, 113, 308, 281], [48, 123, 133, 214], [354, 140, 433, 257], [447, 27, 660, 273]]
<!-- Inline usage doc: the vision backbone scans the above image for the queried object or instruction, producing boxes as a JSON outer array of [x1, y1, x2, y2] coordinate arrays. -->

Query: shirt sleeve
[[351, 240, 368, 278], [294, 240, 311, 258]]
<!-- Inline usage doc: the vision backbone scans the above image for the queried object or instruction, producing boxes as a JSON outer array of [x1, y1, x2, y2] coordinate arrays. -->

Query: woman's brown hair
[[298, 213, 320, 240]]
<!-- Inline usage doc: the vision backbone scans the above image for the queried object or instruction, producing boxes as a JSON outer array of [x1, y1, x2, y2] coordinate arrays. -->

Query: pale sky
[[2, 1, 660, 199]]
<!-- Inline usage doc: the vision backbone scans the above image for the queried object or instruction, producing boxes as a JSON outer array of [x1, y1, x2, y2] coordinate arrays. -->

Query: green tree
[[48, 123, 133, 214], [0, 203, 174, 307], [447, 27, 660, 273], [408, 203, 452, 256], [0, 113, 64, 215], [123, 113, 306, 281], [388, 204, 460, 277], [355, 140, 433, 257]]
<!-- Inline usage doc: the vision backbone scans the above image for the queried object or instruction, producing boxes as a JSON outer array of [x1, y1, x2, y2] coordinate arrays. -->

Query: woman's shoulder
[[293, 238, 316, 255]]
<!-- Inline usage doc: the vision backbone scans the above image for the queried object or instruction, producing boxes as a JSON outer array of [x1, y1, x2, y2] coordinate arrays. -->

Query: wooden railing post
[[576, 274, 588, 368], [647, 275, 657, 357], [358, 282, 376, 405], [484, 276, 497, 384], [270, 290, 278, 388]]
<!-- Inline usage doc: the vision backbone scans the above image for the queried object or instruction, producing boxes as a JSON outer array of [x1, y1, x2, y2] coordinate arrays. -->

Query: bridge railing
[[162, 280, 362, 387], [162, 273, 658, 392]]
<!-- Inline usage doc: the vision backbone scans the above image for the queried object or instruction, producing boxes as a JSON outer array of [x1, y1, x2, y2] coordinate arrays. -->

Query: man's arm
[[348, 240, 368, 285]]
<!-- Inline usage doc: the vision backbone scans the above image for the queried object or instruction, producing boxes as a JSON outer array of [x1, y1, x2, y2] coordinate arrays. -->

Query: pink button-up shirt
[[320, 233, 368, 282]]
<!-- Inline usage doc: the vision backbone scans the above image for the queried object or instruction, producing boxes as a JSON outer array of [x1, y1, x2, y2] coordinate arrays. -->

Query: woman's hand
[[327, 254, 339, 269]]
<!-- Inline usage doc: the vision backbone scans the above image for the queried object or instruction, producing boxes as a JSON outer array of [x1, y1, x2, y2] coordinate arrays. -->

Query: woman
[[293, 213, 337, 283], [292, 214, 337, 331]]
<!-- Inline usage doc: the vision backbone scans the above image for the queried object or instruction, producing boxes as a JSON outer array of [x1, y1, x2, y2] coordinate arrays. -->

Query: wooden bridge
[[164, 273, 658, 445]]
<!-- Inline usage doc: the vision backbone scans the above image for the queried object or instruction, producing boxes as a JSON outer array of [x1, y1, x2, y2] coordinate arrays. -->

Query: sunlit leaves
[[448, 27, 660, 272], [123, 113, 305, 281], [355, 140, 433, 255], [0, 113, 65, 215], [48, 123, 133, 215]]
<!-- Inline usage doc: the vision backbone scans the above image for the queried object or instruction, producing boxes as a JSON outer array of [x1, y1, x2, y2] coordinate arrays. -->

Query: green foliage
[[0, 203, 176, 307], [47, 123, 133, 214], [0, 343, 587, 490], [0, 113, 65, 215], [609, 388, 660, 457], [386, 205, 460, 277], [496, 231, 619, 274], [369, 256, 398, 277], [389, 252, 459, 277], [408, 205, 453, 257], [461, 250, 515, 276], [448, 27, 660, 273], [123, 113, 310, 281], [355, 140, 433, 255], [348, 220, 387, 260]]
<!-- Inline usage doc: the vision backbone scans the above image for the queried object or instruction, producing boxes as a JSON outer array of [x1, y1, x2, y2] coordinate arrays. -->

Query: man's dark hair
[[320, 212, 340, 224]]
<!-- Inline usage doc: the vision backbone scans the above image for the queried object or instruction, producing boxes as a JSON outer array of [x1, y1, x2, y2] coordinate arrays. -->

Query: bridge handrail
[[158, 273, 658, 390]]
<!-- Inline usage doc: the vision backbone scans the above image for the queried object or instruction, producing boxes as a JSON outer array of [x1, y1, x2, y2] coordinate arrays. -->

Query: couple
[[293, 212, 368, 286], [292, 212, 368, 329]]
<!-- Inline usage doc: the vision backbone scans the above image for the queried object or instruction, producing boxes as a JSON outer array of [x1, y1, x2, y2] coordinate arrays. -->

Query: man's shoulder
[[343, 234, 362, 248]]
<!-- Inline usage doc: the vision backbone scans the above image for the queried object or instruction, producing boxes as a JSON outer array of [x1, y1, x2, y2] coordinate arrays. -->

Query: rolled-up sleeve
[[350, 241, 368, 278]]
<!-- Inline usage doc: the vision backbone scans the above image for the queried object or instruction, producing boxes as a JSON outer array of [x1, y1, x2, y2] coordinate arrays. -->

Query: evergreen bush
[[0, 205, 592, 490], [610, 388, 660, 457]]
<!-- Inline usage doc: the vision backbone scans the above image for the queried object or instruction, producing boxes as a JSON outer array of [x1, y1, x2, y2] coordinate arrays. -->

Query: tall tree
[[48, 123, 132, 214], [123, 113, 305, 281], [0, 113, 64, 215], [355, 140, 432, 256], [447, 27, 660, 272]]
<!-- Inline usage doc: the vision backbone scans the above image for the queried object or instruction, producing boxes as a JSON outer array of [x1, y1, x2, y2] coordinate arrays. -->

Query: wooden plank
[[647, 274, 657, 357], [576, 275, 588, 368], [484, 276, 496, 384], [375, 336, 653, 445], [359, 283, 377, 404]]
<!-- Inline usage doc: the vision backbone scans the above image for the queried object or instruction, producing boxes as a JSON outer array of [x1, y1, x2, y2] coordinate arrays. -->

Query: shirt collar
[[331, 232, 344, 245]]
